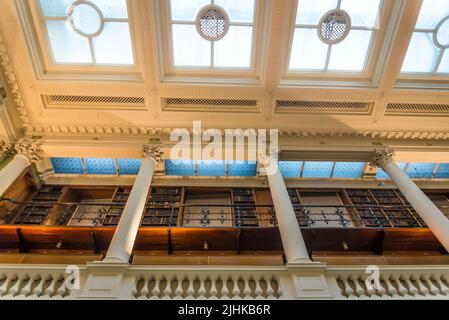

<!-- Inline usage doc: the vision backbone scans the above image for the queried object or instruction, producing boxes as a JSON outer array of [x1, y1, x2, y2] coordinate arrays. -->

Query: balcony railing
[[1, 197, 448, 228]]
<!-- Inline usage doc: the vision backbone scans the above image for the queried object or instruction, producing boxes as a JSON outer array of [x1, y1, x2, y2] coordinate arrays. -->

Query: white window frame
[[153, 0, 269, 84], [16, 0, 143, 81], [281, 0, 396, 88]]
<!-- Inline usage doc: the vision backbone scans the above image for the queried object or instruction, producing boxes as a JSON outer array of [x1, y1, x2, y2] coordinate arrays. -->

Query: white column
[[0, 140, 42, 197], [0, 154, 30, 196], [262, 155, 310, 263], [374, 150, 449, 252], [104, 145, 162, 263]]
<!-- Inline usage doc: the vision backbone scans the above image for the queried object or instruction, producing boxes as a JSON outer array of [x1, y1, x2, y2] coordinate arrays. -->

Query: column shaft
[[383, 160, 449, 252], [0, 154, 30, 197], [104, 157, 156, 262], [267, 165, 310, 263]]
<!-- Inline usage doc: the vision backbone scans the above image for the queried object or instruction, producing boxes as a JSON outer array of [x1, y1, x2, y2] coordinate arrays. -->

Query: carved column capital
[[0, 140, 15, 158], [258, 148, 280, 168], [371, 148, 394, 168], [142, 144, 163, 163], [14, 140, 43, 164]]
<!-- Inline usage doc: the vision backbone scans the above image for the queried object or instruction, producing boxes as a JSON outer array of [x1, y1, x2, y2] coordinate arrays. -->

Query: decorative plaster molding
[[23, 124, 449, 142], [0, 140, 15, 158], [14, 139, 43, 163], [0, 30, 32, 132], [370, 148, 395, 168], [142, 144, 163, 163]]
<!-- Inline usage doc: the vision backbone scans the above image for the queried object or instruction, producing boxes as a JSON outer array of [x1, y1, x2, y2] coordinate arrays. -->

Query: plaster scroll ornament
[[142, 144, 163, 163], [370, 148, 395, 168], [14, 140, 43, 163]]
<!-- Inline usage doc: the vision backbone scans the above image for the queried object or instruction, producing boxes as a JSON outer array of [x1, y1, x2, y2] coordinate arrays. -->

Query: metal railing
[[1, 197, 448, 228]]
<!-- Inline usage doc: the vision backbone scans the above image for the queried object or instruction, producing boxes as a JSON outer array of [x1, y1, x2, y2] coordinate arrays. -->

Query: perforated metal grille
[[386, 103, 449, 115], [44, 95, 145, 108], [276, 100, 371, 114], [318, 9, 351, 44], [163, 98, 259, 112], [196, 5, 230, 41]]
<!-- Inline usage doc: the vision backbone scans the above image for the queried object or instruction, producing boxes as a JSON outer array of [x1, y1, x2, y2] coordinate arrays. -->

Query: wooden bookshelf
[[232, 188, 258, 227], [14, 186, 63, 225], [346, 189, 391, 227], [141, 187, 182, 226], [102, 187, 131, 226]]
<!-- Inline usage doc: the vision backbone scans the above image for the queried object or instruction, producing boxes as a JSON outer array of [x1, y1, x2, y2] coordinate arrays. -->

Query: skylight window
[[289, 0, 381, 72], [38, 0, 134, 65], [169, 0, 255, 68], [401, 0, 449, 74]]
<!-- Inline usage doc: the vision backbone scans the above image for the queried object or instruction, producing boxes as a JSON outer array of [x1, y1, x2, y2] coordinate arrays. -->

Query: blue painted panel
[[435, 163, 449, 178], [197, 160, 226, 176], [302, 161, 334, 178], [228, 161, 257, 177], [84, 158, 117, 175], [165, 160, 195, 176], [332, 162, 365, 179], [376, 162, 406, 179], [279, 161, 302, 178], [406, 163, 437, 179], [117, 158, 141, 175], [51, 157, 84, 174]]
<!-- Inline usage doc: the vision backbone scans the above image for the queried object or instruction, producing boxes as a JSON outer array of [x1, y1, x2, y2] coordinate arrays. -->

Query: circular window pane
[[195, 5, 230, 41], [68, 1, 104, 37], [318, 9, 352, 45], [435, 17, 449, 48]]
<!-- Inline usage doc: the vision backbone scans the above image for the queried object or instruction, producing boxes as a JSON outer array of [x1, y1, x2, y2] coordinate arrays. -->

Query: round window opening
[[318, 9, 351, 45], [195, 4, 230, 41], [435, 16, 449, 48], [68, 1, 104, 38]]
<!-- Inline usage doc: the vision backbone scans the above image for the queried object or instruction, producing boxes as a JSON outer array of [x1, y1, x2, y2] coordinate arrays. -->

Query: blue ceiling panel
[[228, 161, 257, 177], [84, 158, 117, 175], [332, 162, 366, 179], [165, 160, 195, 176], [406, 163, 437, 179], [435, 163, 449, 178], [51, 157, 84, 174], [302, 161, 334, 178], [197, 160, 226, 176], [117, 158, 141, 175], [279, 161, 302, 178]]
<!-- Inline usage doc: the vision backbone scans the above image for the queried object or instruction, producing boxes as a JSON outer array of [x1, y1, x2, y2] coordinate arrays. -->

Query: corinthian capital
[[14, 140, 43, 163], [371, 148, 394, 168], [0, 140, 15, 158], [142, 144, 163, 163]]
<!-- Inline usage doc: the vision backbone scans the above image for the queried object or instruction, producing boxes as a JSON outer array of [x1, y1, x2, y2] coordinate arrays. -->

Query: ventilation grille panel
[[43, 95, 146, 109], [162, 98, 259, 112], [276, 100, 372, 114], [386, 103, 449, 115]]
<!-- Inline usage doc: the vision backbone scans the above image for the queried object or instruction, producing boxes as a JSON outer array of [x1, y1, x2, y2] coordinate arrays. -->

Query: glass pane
[[165, 160, 195, 176], [170, 0, 210, 21], [84, 158, 117, 175], [214, 26, 252, 68], [435, 164, 449, 178], [39, 0, 72, 17], [289, 28, 328, 70], [402, 32, 439, 73], [332, 162, 365, 178], [51, 158, 84, 174], [279, 161, 302, 178], [416, 0, 449, 29], [406, 163, 436, 179], [376, 163, 406, 179], [228, 161, 257, 177], [341, 0, 381, 28], [437, 49, 449, 73], [93, 22, 134, 64], [172, 24, 211, 67], [328, 30, 372, 71], [215, 0, 255, 23], [296, 0, 338, 25], [71, 3, 102, 35], [197, 160, 226, 176], [91, 0, 129, 18], [302, 161, 334, 178], [117, 159, 142, 175], [46, 20, 92, 63]]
